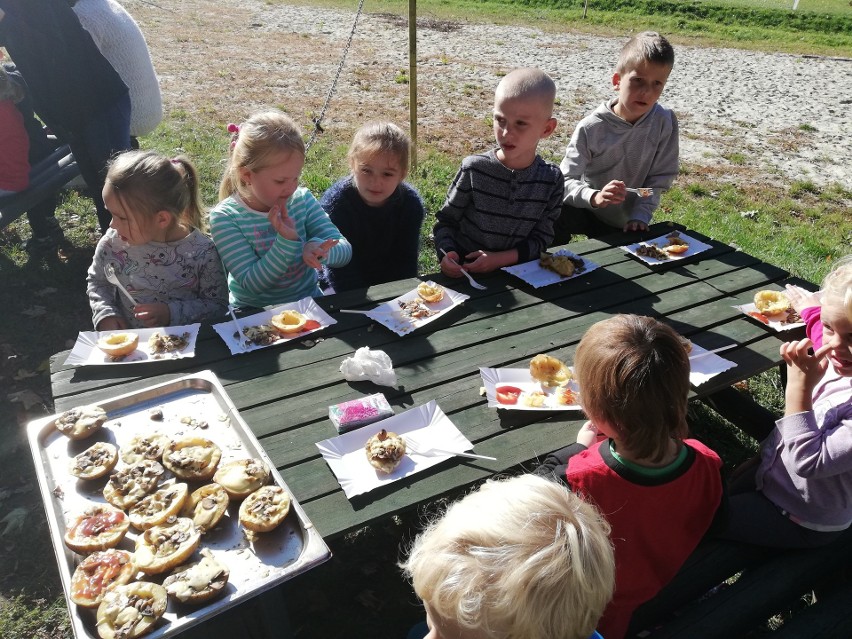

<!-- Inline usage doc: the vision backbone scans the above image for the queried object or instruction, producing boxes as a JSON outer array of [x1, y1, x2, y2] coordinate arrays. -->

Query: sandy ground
[[129, 0, 851, 188]]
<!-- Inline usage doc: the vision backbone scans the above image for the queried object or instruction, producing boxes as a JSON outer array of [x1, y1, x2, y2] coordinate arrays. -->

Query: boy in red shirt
[[536, 315, 725, 639]]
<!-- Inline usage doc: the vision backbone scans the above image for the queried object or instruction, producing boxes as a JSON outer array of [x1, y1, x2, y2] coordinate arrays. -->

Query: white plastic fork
[[104, 263, 137, 306], [439, 249, 486, 290], [227, 305, 246, 351], [406, 437, 496, 461]]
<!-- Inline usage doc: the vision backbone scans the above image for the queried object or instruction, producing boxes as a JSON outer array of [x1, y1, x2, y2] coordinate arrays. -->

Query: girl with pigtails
[[87, 150, 229, 330]]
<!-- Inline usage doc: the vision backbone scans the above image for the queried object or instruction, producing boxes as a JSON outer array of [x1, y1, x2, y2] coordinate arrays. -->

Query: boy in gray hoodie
[[553, 32, 678, 245]]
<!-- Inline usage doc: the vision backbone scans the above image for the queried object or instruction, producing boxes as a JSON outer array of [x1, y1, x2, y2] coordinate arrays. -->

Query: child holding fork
[[87, 150, 228, 330], [553, 32, 679, 245]]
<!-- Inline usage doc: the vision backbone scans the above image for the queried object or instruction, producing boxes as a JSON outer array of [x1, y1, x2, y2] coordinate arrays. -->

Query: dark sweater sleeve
[[533, 443, 588, 487], [322, 180, 365, 292], [387, 184, 425, 279], [433, 163, 470, 258]]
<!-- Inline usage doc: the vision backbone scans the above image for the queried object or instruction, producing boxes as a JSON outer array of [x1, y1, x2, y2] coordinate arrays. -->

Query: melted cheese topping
[[104, 460, 164, 507], [184, 484, 228, 531], [129, 484, 188, 528], [165, 550, 227, 602], [121, 434, 169, 464], [164, 438, 221, 476], [215, 459, 267, 494], [70, 442, 117, 477]]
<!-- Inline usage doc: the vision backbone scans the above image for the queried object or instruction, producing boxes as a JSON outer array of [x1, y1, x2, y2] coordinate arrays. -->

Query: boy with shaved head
[[434, 68, 563, 277]]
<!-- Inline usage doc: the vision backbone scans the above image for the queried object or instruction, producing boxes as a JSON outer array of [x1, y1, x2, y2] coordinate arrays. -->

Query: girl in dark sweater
[[320, 122, 425, 293]]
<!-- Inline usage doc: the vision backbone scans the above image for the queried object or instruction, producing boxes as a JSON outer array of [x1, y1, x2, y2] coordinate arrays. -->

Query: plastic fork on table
[[405, 437, 496, 461], [439, 249, 486, 290]]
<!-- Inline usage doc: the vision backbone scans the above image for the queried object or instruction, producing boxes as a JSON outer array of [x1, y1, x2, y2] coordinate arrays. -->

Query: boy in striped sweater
[[433, 68, 563, 278]]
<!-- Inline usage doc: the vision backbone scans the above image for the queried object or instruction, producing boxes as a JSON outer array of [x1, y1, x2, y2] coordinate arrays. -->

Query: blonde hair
[[219, 110, 305, 201], [575, 315, 689, 462], [495, 68, 557, 115], [347, 122, 410, 175], [616, 31, 675, 74], [106, 150, 204, 231], [400, 474, 614, 639], [822, 254, 852, 321], [0, 66, 25, 103]]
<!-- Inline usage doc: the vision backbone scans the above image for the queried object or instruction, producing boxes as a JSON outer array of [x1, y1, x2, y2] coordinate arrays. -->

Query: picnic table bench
[[0, 142, 79, 231], [48, 222, 847, 636]]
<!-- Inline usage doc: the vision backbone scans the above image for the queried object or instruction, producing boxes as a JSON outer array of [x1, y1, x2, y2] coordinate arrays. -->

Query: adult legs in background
[[24, 120, 65, 252], [68, 93, 131, 233], [551, 204, 617, 246]]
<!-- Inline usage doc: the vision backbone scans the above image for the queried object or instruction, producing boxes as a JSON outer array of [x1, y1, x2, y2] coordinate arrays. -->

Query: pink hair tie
[[227, 123, 240, 150], [170, 158, 181, 165]]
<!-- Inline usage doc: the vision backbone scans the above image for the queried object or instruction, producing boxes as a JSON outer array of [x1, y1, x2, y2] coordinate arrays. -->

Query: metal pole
[[409, 0, 418, 171]]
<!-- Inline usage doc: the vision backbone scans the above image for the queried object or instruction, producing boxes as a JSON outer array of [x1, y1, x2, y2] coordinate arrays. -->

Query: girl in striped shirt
[[210, 110, 351, 309]]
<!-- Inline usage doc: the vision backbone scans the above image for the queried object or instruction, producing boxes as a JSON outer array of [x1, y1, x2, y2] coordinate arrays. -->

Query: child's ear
[[612, 72, 621, 90], [541, 117, 558, 140], [238, 166, 252, 186], [154, 210, 172, 228]]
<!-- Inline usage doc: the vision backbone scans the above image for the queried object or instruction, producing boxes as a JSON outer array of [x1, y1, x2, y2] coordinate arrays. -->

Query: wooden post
[[409, 0, 418, 170]]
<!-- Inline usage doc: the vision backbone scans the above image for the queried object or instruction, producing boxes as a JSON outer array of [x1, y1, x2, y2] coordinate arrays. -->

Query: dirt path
[[131, 0, 851, 187]]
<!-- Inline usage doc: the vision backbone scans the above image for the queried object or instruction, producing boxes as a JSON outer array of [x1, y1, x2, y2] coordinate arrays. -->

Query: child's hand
[[781, 339, 831, 415], [591, 180, 626, 208], [268, 201, 300, 242], [133, 302, 171, 328], [464, 249, 517, 273], [303, 239, 339, 269], [440, 250, 465, 277], [576, 421, 599, 447], [785, 284, 822, 314], [623, 220, 648, 232], [96, 316, 129, 331]]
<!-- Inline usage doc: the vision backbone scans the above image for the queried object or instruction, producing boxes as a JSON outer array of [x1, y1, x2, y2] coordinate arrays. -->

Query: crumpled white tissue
[[339, 347, 398, 387]]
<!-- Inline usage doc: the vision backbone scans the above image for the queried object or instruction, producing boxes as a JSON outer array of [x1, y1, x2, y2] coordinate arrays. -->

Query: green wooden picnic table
[[49, 222, 804, 541]]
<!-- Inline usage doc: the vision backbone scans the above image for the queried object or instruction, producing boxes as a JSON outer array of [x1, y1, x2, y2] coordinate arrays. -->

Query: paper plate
[[502, 249, 600, 288], [479, 366, 580, 410], [622, 231, 713, 266], [316, 401, 473, 499], [733, 303, 804, 332], [361, 283, 469, 336], [64, 324, 200, 366], [213, 297, 336, 354], [688, 343, 738, 386]]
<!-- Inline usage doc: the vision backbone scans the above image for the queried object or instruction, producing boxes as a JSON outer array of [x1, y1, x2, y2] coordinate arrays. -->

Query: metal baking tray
[[27, 370, 331, 639]]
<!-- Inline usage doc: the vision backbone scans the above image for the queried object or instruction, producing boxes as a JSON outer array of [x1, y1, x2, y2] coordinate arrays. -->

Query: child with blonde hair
[[87, 150, 228, 330], [210, 110, 351, 308], [400, 474, 615, 639], [319, 122, 425, 292], [535, 314, 724, 639], [434, 67, 563, 277], [719, 255, 852, 548]]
